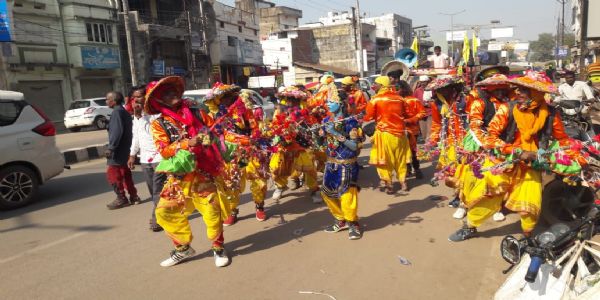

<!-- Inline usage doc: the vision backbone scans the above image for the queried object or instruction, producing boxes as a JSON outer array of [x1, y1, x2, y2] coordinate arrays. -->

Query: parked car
[[0, 90, 65, 209], [63, 98, 112, 132], [183, 88, 275, 120]]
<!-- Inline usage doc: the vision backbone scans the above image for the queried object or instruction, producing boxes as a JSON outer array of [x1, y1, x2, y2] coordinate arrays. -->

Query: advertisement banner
[[152, 60, 165, 76], [81, 46, 120, 69], [491, 27, 514, 38], [0, 0, 11, 42], [487, 42, 503, 51], [586, 0, 600, 39], [446, 31, 467, 41]]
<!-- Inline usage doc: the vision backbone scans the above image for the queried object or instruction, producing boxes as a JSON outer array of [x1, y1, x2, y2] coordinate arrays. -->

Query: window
[[99, 24, 106, 43], [14, 2, 23, 7], [245, 39, 253, 43], [305, 77, 313, 83], [227, 36, 237, 47], [94, 99, 107, 106], [86, 24, 94, 41], [220, 21, 224, 28], [284, 25, 289, 29], [85, 22, 114, 44], [0, 101, 24, 126], [254, 29, 258, 36], [106, 25, 113, 43], [33, 3, 46, 9], [68, 101, 91, 110], [238, 26, 242, 33], [93, 24, 100, 42]]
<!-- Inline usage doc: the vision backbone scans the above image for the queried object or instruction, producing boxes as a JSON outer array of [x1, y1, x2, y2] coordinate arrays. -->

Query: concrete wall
[[258, 6, 301, 39]]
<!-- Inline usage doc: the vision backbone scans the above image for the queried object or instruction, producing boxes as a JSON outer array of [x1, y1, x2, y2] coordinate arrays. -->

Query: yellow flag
[[462, 34, 470, 64], [411, 37, 419, 68], [472, 32, 479, 61]]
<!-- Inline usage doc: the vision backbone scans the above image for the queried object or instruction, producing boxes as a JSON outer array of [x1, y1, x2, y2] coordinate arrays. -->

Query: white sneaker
[[493, 212, 506, 222], [311, 191, 323, 203], [272, 188, 284, 200], [160, 246, 196, 267], [452, 207, 467, 219], [213, 248, 230, 267]]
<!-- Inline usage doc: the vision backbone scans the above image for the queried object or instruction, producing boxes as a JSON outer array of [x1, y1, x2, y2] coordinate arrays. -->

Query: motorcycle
[[495, 206, 600, 299]]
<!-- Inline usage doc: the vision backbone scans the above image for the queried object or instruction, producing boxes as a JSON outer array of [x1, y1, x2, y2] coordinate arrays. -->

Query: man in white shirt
[[558, 71, 594, 101], [427, 46, 450, 69], [127, 86, 166, 232]]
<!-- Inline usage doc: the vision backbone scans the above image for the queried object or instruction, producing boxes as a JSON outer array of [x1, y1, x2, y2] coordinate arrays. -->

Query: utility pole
[[439, 10, 466, 61], [121, 0, 138, 86], [351, 7, 359, 74], [355, 0, 364, 77], [183, 0, 197, 88], [579, 0, 589, 79]]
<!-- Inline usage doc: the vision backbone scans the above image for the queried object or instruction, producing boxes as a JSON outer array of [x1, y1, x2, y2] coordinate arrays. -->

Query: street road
[[56, 129, 107, 151], [0, 155, 519, 299]]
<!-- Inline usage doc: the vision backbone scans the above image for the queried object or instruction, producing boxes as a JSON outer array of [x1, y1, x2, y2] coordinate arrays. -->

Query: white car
[[0, 90, 65, 209], [64, 98, 112, 132], [183, 89, 275, 120]]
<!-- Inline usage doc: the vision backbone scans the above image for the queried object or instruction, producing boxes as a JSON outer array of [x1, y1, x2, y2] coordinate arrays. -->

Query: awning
[[293, 61, 358, 77]]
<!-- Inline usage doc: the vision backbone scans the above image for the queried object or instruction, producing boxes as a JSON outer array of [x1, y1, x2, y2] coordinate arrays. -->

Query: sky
[[222, 0, 571, 43]]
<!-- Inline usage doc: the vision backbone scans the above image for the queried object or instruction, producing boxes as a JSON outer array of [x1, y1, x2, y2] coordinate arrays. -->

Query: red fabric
[[124, 97, 134, 114], [106, 165, 137, 197]]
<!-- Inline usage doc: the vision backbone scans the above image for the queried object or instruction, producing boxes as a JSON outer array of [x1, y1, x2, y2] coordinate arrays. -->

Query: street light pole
[[439, 10, 466, 61]]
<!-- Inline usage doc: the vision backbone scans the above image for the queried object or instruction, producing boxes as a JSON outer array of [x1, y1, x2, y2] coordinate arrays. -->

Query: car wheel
[[69, 127, 82, 132], [94, 116, 107, 130], [0, 165, 39, 209]]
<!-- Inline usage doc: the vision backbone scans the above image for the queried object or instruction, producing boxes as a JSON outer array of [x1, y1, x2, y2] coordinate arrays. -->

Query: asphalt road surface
[[0, 155, 522, 299], [56, 129, 107, 151]]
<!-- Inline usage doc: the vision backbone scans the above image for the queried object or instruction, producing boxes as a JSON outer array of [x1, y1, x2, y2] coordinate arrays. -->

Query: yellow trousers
[[466, 166, 540, 233], [270, 150, 318, 190], [155, 177, 223, 246], [369, 130, 411, 183], [245, 157, 268, 205], [314, 150, 328, 173], [322, 187, 359, 222]]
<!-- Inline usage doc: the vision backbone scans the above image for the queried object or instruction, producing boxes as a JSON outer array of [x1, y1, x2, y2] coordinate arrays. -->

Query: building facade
[[257, 4, 301, 40], [364, 14, 412, 71], [205, 0, 264, 87], [0, 0, 123, 122]]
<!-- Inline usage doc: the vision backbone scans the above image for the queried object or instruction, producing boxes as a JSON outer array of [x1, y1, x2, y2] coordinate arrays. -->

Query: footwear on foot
[[213, 247, 230, 267], [385, 185, 395, 195], [448, 227, 477, 242], [378, 180, 387, 192], [448, 197, 460, 208], [130, 195, 142, 205], [493, 212, 506, 222], [311, 191, 323, 203], [348, 222, 362, 240], [452, 207, 467, 219], [324, 220, 349, 233], [415, 170, 423, 179], [223, 210, 238, 227], [149, 219, 163, 232], [255, 206, 267, 222], [107, 197, 130, 210], [160, 246, 196, 267], [291, 178, 302, 190], [400, 181, 409, 192], [272, 188, 285, 200]]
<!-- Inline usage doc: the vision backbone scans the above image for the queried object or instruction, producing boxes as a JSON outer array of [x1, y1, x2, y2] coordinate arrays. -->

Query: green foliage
[[529, 32, 576, 62]]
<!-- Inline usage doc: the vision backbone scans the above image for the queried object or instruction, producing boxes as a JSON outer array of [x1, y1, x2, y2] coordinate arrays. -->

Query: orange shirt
[[468, 97, 503, 146], [485, 103, 571, 154], [364, 88, 407, 136], [348, 89, 368, 115], [403, 96, 426, 135], [151, 111, 214, 159], [429, 100, 467, 145]]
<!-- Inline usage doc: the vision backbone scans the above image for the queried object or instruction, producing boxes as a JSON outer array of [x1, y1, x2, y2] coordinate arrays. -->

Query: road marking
[[0, 232, 86, 264]]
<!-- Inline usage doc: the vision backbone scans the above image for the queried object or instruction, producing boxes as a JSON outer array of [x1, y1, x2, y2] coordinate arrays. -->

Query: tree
[[529, 32, 576, 62]]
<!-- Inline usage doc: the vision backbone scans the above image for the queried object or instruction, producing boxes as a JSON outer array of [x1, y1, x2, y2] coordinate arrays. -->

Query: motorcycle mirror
[[500, 235, 522, 265]]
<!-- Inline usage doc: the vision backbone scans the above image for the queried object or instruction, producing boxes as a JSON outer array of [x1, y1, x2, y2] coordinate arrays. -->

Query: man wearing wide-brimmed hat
[[449, 72, 577, 242], [146, 76, 230, 268], [427, 76, 468, 208], [340, 76, 368, 116]]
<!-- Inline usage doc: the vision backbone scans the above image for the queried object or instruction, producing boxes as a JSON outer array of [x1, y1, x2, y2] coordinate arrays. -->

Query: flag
[[410, 37, 419, 68], [472, 32, 479, 62], [462, 34, 470, 65]]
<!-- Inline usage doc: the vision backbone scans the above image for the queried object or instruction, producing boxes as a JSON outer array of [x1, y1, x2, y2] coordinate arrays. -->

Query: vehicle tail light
[[31, 105, 56, 136], [84, 107, 96, 114]]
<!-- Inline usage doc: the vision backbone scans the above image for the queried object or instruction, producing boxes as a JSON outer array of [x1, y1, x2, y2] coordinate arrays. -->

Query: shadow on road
[[0, 171, 145, 220]]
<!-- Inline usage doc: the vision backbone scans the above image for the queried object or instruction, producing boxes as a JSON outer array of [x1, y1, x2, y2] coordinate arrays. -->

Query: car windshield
[[69, 101, 90, 110], [94, 99, 107, 106]]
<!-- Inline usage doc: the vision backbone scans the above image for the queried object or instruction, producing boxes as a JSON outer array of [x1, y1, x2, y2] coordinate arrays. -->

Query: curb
[[62, 144, 108, 165]]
